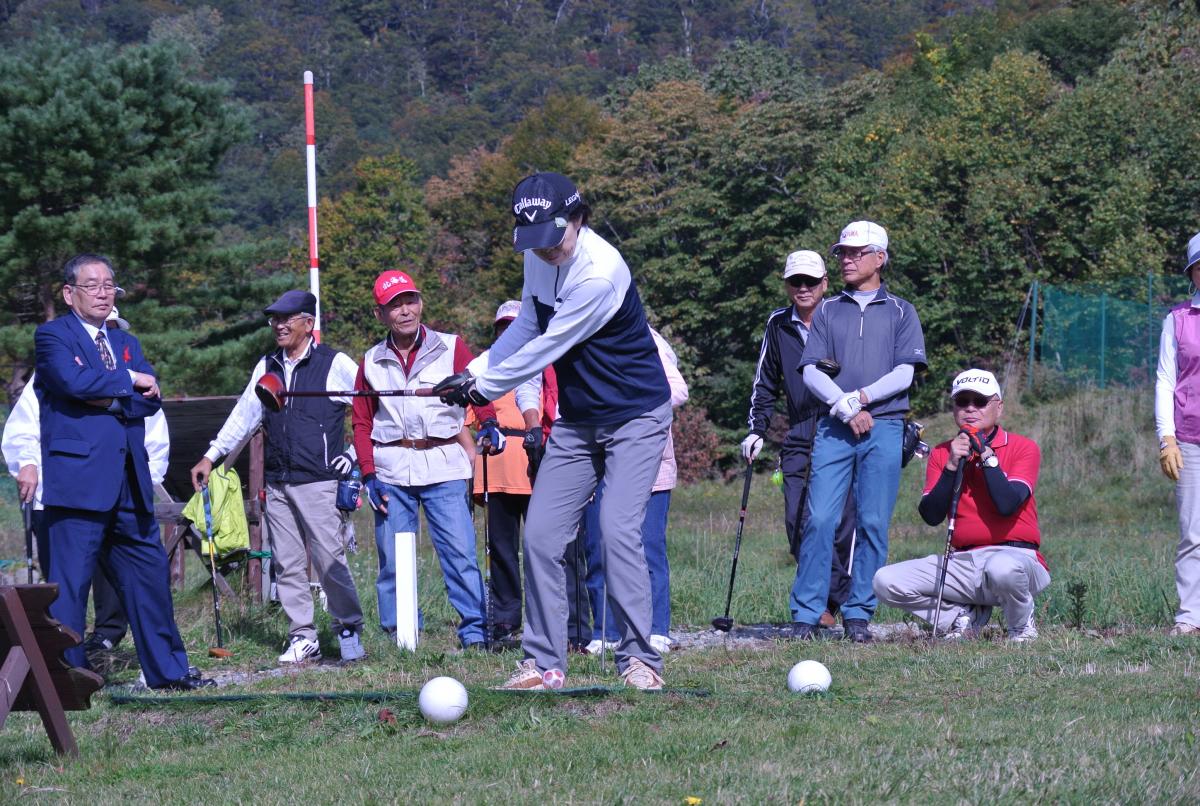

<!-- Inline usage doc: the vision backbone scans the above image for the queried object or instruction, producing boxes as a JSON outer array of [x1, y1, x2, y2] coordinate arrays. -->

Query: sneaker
[[584, 639, 617, 655], [495, 659, 545, 690], [1007, 618, 1039, 643], [943, 606, 990, 640], [649, 634, 673, 654], [621, 657, 664, 690], [790, 622, 819, 640], [1169, 622, 1200, 636], [83, 633, 115, 654], [278, 636, 322, 664], [338, 628, 366, 662], [843, 618, 872, 644]]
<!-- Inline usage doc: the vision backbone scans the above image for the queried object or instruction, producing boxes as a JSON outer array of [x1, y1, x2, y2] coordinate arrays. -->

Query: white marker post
[[394, 531, 418, 650], [303, 70, 322, 343]]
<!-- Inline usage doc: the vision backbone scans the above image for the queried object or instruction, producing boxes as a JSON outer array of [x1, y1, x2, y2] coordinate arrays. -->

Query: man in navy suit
[[34, 254, 213, 690]]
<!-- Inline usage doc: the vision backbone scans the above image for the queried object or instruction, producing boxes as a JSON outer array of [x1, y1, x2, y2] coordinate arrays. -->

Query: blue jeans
[[372, 478, 485, 646], [585, 486, 673, 639], [790, 417, 903, 624]]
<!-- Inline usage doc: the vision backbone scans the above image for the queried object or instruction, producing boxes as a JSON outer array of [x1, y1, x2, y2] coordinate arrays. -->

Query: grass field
[[1, 388, 1197, 803]]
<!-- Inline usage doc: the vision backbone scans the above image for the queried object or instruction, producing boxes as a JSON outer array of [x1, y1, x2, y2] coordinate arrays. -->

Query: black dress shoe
[[843, 618, 872, 644], [790, 622, 819, 640], [152, 671, 217, 691]]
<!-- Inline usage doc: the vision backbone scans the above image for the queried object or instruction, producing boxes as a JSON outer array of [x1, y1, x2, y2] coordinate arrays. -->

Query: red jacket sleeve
[[351, 362, 379, 476]]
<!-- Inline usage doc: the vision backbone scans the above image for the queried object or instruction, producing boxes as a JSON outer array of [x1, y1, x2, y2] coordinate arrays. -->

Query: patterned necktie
[[95, 331, 115, 370]]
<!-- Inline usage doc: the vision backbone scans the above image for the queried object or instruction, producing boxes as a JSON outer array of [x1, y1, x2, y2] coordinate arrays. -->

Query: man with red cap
[[352, 270, 496, 649], [192, 289, 367, 664]]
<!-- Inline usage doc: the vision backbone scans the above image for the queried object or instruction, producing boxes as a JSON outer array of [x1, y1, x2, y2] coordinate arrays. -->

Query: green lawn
[[1, 389, 1197, 802]]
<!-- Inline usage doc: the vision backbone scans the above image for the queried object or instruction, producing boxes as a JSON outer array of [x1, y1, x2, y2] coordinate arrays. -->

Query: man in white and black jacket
[[742, 250, 857, 628]]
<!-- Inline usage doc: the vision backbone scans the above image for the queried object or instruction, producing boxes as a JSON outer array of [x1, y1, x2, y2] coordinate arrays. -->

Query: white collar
[[72, 311, 108, 341]]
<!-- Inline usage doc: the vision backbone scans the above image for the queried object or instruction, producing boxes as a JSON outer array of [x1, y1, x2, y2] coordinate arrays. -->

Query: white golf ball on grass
[[418, 676, 469, 724], [787, 660, 832, 694]]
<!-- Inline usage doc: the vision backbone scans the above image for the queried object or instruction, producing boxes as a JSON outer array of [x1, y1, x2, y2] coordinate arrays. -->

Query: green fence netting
[[1036, 273, 1190, 389]]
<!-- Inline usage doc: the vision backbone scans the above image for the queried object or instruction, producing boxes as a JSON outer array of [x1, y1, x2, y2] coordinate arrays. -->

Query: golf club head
[[254, 373, 286, 413], [816, 358, 841, 377], [711, 616, 733, 633], [209, 647, 233, 659]]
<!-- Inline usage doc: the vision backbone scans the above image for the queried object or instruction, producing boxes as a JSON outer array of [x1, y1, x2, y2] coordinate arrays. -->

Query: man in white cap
[[873, 369, 1049, 641], [742, 250, 857, 627], [791, 221, 927, 642]]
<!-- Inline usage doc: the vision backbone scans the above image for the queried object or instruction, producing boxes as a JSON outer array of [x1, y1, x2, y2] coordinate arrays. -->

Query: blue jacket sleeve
[[114, 332, 162, 419]]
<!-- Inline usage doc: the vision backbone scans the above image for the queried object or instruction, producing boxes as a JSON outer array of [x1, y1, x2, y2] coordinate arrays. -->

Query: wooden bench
[[0, 584, 103, 756]]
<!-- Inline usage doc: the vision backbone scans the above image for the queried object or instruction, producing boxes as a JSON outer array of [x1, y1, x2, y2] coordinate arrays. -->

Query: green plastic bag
[[183, 465, 250, 559]]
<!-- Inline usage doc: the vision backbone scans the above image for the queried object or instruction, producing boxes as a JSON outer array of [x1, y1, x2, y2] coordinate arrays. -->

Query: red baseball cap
[[374, 270, 421, 305]]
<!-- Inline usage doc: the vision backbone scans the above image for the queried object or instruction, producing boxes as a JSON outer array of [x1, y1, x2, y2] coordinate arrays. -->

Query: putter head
[[816, 358, 841, 377], [209, 647, 233, 659], [711, 616, 733, 633], [254, 373, 286, 413]]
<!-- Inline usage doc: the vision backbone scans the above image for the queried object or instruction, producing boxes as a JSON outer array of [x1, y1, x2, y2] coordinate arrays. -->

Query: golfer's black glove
[[433, 371, 490, 407], [523, 427, 545, 480]]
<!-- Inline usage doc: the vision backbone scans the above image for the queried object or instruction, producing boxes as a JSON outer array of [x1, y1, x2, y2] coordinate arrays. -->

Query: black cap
[[263, 290, 316, 317], [511, 172, 583, 252]]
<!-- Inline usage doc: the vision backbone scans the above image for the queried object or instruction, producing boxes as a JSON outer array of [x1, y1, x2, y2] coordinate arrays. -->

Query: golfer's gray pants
[[873, 546, 1049, 635], [522, 401, 672, 675], [266, 480, 364, 642], [1175, 443, 1200, 627]]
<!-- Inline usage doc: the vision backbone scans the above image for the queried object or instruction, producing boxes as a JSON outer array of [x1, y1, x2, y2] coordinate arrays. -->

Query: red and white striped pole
[[303, 70, 321, 343]]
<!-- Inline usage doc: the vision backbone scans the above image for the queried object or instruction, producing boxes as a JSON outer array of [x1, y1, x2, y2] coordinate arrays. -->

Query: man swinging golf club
[[435, 172, 671, 690], [191, 289, 368, 664], [873, 369, 1048, 641]]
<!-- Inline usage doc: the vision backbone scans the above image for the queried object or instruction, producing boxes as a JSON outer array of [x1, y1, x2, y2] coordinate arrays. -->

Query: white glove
[[329, 452, 354, 475], [831, 392, 863, 423], [740, 434, 764, 463]]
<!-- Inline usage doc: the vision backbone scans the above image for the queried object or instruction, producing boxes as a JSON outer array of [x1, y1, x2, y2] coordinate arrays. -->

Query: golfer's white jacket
[[364, 328, 472, 487]]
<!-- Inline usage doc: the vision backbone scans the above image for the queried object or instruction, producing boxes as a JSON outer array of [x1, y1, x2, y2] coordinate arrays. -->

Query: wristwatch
[[981, 453, 999, 469]]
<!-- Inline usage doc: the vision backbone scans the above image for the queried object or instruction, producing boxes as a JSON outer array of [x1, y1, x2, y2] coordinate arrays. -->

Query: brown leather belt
[[373, 436, 457, 450]]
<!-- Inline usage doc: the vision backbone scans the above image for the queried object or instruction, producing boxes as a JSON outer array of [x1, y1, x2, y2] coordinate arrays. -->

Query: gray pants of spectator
[[873, 545, 1050, 635], [521, 401, 671, 676], [266, 480, 364, 642]]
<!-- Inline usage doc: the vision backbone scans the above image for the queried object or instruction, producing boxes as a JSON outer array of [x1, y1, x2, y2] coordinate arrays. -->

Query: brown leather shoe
[[818, 610, 837, 629]]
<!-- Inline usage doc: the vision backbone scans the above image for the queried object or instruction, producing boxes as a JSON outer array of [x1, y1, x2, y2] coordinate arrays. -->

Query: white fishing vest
[[363, 328, 471, 486]]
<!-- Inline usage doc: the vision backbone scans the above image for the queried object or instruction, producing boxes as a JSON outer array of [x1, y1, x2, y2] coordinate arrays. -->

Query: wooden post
[[0, 587, 78, 756]]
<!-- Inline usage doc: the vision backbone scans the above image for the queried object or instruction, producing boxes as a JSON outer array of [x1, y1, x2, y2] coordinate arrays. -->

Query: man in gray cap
[[742, 250, 857, 628], [191, 290, 367, 664]]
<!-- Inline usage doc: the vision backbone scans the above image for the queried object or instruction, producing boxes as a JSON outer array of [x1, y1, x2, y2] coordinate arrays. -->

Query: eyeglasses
[[786, 275, 824, 288], [832, 247, 880, 262], [953, 393, 995, 409], [68, 282, 121, 297], [267, 314, 311, 328]]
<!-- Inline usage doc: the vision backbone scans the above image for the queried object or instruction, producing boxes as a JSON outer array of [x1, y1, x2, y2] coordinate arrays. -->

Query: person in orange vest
[[467, 300, 558, 643]]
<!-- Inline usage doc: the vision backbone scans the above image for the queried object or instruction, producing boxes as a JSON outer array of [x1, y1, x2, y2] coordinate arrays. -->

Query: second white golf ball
[[787, 660, 832, 694], [418, 676, 469, 724]]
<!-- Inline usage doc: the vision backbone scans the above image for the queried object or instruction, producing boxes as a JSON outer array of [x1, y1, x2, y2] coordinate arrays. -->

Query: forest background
[[2, 0, 1198, 475]]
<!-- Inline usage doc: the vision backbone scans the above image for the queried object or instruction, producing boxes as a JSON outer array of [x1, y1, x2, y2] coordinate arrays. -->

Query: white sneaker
[[584, 639, 617, 656], [649, 634, 673, 654], [1007, 618, 1039, 643], [494, 658, 545, 690], [943, 606, 989, 640], [338, 628, 366, 662], [621, 657, 664, 690], [1169, 622, 1200, 636], [278, 636, 322, 664]]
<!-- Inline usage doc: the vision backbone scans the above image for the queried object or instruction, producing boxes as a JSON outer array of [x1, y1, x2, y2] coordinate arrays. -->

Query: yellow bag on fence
[[182, 465, 251, 559]]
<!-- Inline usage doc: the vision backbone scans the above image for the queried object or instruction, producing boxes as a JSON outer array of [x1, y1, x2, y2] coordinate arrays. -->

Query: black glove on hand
[[523, 427, 545, 480], [432, 371, 490, 407]]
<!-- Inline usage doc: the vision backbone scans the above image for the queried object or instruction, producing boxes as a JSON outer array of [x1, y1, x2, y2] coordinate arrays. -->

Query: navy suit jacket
[[34, 314, 162, 513]]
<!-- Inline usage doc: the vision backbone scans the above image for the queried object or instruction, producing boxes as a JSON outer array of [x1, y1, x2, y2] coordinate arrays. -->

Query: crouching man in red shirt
[[873, 369, 1049, 642]]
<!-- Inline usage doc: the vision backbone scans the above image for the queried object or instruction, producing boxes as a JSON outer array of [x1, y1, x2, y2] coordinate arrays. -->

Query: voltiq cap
[[511, 172, 583, 252], [374, 271, 421, 306], [951, 369, 1002, 401], [263, 290, 317, 317], [1184, 231, 1200, 275], [832, 220, 889, 253], [783, 250, 826, 280], [495, 300, 521, 322]]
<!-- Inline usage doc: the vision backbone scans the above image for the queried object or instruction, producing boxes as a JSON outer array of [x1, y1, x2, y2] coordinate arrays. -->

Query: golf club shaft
[[481, 449, 492, 651], [202, 485, 226, 649], [931, 461, 966, 638], [719, 461, 755, 622], [277, 388, 434, 399], [23, 502, 33, 584]]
